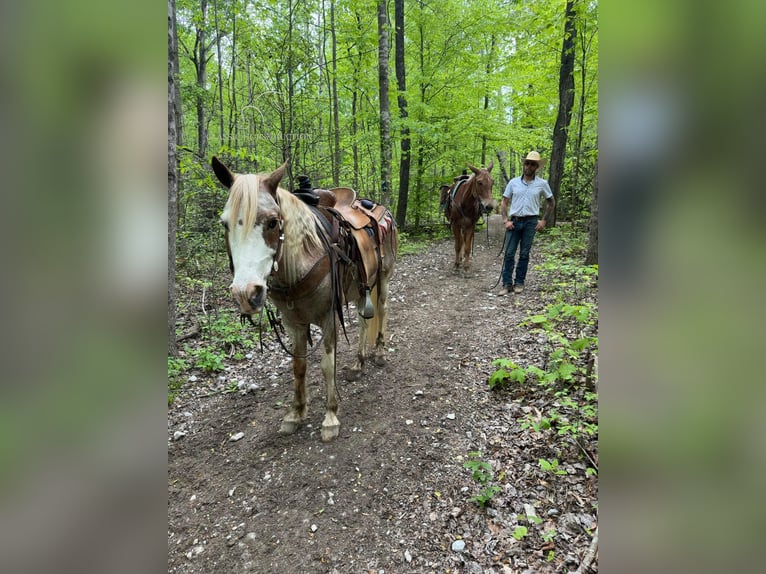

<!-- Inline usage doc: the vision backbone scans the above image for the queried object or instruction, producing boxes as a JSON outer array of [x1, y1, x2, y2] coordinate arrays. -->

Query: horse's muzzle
[[482, 199, 498, 215], [231, 282, 266, 314]]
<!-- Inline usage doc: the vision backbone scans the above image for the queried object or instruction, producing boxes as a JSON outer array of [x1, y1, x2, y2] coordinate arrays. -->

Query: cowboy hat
[[522, 151, 544, 166]]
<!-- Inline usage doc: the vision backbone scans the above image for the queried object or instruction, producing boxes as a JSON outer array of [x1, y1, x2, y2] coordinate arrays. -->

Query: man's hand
[[535, 219, 546, 232]]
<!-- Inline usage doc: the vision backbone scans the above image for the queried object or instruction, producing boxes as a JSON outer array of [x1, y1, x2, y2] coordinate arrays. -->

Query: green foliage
[[512, 526, 528, 541], [488, 358, 526, 390], [542, 529, 557, 543], [189, 347, 225, 373], [174, 0, 598, 227], [463, 451, 502, 508], [201, 314, 256, 353], [167, 357, 189, 406], [539, 458, 568, 476], [464, 451, 493, 484]]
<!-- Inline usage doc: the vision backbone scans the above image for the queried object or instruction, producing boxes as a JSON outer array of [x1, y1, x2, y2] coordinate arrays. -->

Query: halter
[[270, 216, 285, 273]]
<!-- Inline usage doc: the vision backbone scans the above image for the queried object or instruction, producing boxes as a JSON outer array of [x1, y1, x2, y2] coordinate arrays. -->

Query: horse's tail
[[366, 283, 380, 349]]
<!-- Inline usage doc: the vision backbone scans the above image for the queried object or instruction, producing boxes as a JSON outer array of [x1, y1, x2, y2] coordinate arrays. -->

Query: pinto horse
[[212, 157, 398, 441], [444, 162, 496, 272]]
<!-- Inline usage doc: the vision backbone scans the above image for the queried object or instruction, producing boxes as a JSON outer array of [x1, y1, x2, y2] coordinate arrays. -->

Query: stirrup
[[360, 289, 375, 319]]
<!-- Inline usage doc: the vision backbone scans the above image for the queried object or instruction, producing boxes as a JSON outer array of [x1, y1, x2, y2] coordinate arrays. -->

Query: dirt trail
[[168, 214, 598, 573]]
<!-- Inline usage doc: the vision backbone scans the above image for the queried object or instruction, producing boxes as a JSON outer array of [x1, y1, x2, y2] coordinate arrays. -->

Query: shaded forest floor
[[168, 214, 598, 573]]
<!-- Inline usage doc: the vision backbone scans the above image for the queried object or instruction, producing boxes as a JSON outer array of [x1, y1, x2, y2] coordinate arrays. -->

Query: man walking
[[497, 151, 556, 295]]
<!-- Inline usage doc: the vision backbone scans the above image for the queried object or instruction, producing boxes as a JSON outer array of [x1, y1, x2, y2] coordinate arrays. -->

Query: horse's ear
[[487, 160, 494, 172], [263, 161, 289, 195], [467, 163, 479, 174], [212, 156, 235, 189]]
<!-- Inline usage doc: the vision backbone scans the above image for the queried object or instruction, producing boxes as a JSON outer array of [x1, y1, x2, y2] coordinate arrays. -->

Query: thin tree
[[548, 0, 577, 226], [377, 0, 392, 205], [394, 0, 410, 226], [585, 156, 598, 265], [481, 35, 496, 167], [168, 0, 180, 356], [213, 0, 224, 147], [330, 1, 341, 186], [187, 0, 210, 158], [570, 7, 597, 220]]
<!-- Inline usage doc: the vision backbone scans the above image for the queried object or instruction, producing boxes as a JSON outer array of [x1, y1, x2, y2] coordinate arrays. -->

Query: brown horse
[[445, 162, 496, 272], [212, 157, 398, 441]]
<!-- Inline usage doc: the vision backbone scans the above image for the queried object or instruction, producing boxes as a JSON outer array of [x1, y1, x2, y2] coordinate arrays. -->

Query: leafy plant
[[168, 357, 190, 405], [464, 452, 501, 508], [470, 485, 501, 508], [539, 458, 568, 476], [190, 347, 225, 372], [512, 525, 528, 540], [464, 451, 493, 484], [542, 529, 557, 543], [488, 358, 526, 390]]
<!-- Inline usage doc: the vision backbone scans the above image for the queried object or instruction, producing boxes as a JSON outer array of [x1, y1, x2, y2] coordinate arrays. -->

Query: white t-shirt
[[502, 176, 553, 217]]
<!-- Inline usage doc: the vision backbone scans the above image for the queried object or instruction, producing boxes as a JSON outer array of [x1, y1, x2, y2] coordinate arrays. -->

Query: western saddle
[[292, 181, 394, 319]]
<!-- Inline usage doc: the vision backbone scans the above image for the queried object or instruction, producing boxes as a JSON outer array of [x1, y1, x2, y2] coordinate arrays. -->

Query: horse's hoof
[[279, 420, 300, 435], [321, 425, 340, 442], [373, 354, 386, 367]]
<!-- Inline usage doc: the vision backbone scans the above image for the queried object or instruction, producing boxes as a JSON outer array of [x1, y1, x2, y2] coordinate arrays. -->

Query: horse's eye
[[267, 218, 279, 230]]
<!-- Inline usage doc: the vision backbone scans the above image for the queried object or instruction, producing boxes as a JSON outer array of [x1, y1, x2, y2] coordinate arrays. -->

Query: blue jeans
[[501, 218, 537, 287]]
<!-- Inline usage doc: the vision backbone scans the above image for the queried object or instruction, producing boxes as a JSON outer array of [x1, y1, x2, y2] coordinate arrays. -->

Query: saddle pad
[[451, 178, 468, 201]]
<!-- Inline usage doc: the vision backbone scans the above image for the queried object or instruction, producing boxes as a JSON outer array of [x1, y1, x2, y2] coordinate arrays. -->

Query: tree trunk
[[495, 150, 510, 188], [168, 0, 180, 357], [228, 4, 238, 149], [585, 156, 598, 265], [481, 35, 496, 166], [394, 0, 410, 227], [286, 0, 295, 169], [571, 18, 595, 221], [351, 11, 362, 191], [194, 0, 209, 158], [377, 1, 392, 206], [330, 1, 340, 186], [548, 0, 577, 226], [213, 0, 224, 149]]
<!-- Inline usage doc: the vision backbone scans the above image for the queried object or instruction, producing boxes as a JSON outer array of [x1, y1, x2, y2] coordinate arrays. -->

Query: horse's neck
[[277, 192, 325, 284]]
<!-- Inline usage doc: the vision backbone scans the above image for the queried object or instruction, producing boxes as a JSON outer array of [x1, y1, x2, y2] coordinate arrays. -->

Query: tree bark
[[571, 17, 596, 220], [213, 0, 224, 148], [481, 35, 496, 167], [330, 1, 341, 186], [495, 150, 510, 188], [394, 0, 410, 227], [548, 0, 577, 226], [194, 0, 209, 158], [377, 1, 392, 205], [585, 156, 598, 265], [168, 0, 180, 357]]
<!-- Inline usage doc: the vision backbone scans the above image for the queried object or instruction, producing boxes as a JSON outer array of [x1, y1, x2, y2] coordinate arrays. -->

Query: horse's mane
[[225, 174, 261, 238], [226, 174, 324, 285]]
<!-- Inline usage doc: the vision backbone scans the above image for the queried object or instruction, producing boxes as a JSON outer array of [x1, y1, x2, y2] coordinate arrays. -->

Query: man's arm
[[539, 196, 555, 228]]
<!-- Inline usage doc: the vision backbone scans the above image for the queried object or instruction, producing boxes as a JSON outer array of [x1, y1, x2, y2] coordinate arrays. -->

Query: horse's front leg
[[372, 279, 391, 367], [349, 300, 369, 381], [453, 224, 463, 269], [319, 326, 340, 442], [463, 228, 474, 271], [280, 325, 309, 435]]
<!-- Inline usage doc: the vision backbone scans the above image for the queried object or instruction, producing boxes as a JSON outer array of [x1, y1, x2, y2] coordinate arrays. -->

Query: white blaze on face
[[229, 221, 275, 291], [220, 201, 277, 312]]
